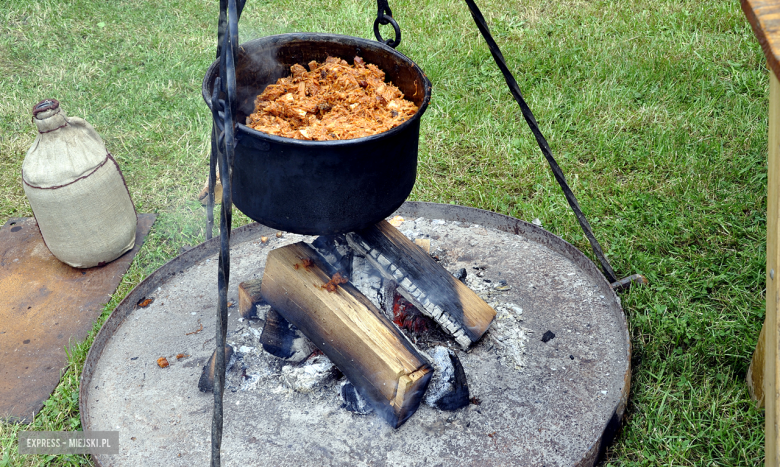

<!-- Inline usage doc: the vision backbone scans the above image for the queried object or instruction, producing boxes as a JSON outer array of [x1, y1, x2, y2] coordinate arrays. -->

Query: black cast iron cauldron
[[202, 33, 431, 235]]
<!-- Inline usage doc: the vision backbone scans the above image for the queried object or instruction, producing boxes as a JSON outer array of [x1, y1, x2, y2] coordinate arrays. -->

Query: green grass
[[0, 0, 768, 465]]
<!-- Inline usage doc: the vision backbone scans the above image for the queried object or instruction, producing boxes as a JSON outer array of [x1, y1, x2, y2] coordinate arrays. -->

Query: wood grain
[[743, 0, 780, 80], [766, 69, 780, 467], [260, 242, 432, 427], [347, 220, 496, 348]]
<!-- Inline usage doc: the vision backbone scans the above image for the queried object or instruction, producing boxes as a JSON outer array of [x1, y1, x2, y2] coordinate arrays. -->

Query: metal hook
[[374, 0, 401, 48], [374, 14, 402, 48]]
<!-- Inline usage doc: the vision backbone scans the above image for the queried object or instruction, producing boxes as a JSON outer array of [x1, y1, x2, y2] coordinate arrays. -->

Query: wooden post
[[748, 324, 766, 406], [745, 66, 780, 467], [767, 70, 780, 466], [742, 2, 780, 463]]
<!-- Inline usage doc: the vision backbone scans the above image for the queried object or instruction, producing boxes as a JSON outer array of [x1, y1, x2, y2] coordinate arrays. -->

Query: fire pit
[[85, 1, 637, 464], [80, 202, 630, 466]]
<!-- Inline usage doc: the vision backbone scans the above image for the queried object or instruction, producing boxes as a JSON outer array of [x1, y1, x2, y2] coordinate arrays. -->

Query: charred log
[[310, 234, 353, 277], [238, 279, 265, 320], [340, 381, 374, 414], [347, 220, 496, 348], [260, 242, 432, 428], [453, 268, 468, 284], [424, 346, 470, 411], [198, 344, 234, 393], [260, 308, 316, 363]]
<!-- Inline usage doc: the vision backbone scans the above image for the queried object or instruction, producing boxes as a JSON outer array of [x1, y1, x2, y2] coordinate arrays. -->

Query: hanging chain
[[374, 0, 401, 48]]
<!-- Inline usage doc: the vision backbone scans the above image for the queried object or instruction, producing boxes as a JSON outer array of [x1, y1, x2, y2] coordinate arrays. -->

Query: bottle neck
[[33, 108, 68, 133]]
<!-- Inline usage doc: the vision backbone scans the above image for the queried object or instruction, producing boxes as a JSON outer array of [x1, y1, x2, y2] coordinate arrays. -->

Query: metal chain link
[[374, 0, 401, 48]]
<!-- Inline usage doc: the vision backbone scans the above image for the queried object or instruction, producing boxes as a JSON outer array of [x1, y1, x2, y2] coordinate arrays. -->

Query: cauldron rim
[[202, 32, 432, 147]]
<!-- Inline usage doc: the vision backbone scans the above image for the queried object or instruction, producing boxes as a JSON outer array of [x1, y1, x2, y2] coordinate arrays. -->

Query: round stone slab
[[81, 202, 630, 467]]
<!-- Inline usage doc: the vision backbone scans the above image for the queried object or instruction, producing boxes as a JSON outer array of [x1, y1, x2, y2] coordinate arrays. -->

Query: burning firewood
[[260, 242, 433, 428], [310, 234, 353, 278], [260, 308, 316, 363], [238, 278, 265, 320], [346, 220, 496, 348], [198, 344, 234, 393], [424, 347, 470, 411], [340, 381, 374, 414]]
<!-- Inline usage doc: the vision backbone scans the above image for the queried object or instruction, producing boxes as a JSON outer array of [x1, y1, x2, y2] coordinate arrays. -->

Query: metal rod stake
[[463, 0, 618, 284]]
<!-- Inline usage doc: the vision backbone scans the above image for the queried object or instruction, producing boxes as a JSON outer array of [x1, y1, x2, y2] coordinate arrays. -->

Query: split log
[[424, 346, 470, 411], [413, 238, 430, 253], [260, 308, 317, 363], [347, 220, 496, 348], [238, 278, 264, 320], [198, 344, 234, 393], [311, 234, 353, 277], [260, 242, 433, 428], [340, 381, 374, 414]]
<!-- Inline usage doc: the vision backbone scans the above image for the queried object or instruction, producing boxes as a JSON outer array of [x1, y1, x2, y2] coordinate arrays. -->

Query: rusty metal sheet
[[0, 214, 155, 422]]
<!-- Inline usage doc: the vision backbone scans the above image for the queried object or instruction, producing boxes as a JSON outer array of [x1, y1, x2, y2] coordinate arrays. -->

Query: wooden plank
[[766, 69, 780, 467], [748, 324, 765, 406], [260, 242, 433, 428], [347, 220, 496, 348], [238, 278, 264, 319], [742, 0, 780, 82]]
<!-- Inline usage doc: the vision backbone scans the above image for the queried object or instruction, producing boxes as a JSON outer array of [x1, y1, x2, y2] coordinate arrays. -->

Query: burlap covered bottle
[[23, 99, 137, 268]]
